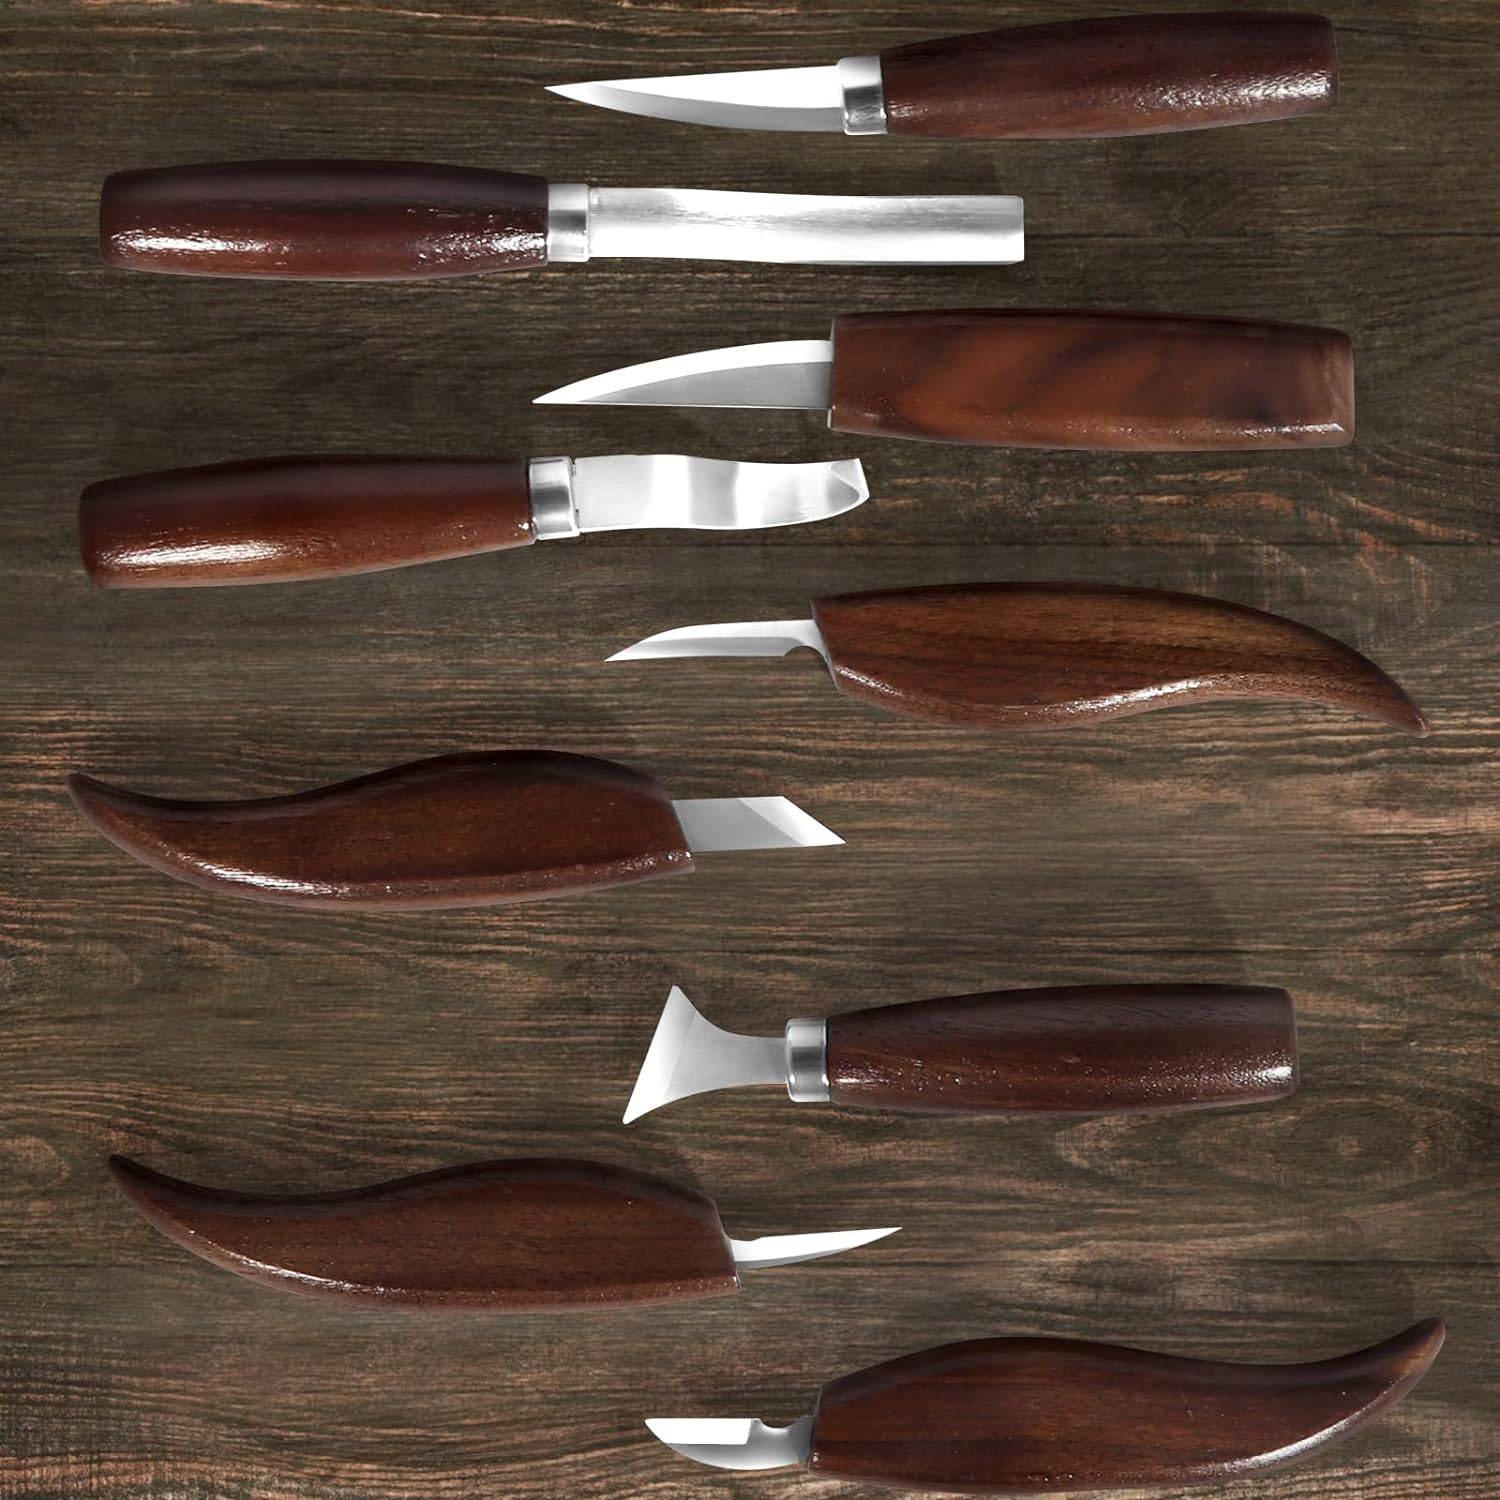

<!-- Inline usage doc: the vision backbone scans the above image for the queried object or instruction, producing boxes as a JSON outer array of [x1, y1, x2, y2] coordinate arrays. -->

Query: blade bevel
[[671, 797, 843, 852], [645, 1415, 814, 1471], [549, 63, 846, 132], [729, 1225, 900, 1269], [609, 618, 828, 663]]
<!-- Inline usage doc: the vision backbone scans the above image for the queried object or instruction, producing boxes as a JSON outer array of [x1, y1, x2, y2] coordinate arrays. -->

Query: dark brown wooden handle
[[80, 457, 535, 587], [809, 1323, 1444, 1492], [110, 1156, 738, 1308], [101, 160, 550, 278], [826, 984, 1296, 1114], [828, 310, 1353, 450], [811, 582, 1426, 735], [68, 751, 693, 910], [881, 12, 1337, 140]]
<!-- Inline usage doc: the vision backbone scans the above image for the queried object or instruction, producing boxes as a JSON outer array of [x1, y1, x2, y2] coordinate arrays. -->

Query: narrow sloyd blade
[[729, 1225, 899, 1270], [610, 619, 827, 663], [624, 985, 785, 1123], [671, 797, 843, 852], [549, 64, 846, 133], [573, 456, 866, 534], [534, 339, 832, 411], [586, 188, 1023, 266], [646, 1416, 814, 1472]]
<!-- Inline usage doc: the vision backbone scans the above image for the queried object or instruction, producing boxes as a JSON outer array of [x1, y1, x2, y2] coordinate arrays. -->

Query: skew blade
[[672, 797, 843, 852], [729, 1225, 899, 1270], [610, 619, 827, 663], [646, 1415, 814, 1471]]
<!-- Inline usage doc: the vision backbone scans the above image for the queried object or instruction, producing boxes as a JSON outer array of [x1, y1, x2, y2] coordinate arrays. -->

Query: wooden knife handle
[[67, 751, 694, 910], [880, 12, 1337, 139], [101, 160, 550, 278], [110, 1156, 738, 1308], [808, 1323, 1444, 1492], [826, 984, 1297, 1115], [810, 582, 1427, 735], [81, 458, 535, 587], [828, 310, 1353, 450]]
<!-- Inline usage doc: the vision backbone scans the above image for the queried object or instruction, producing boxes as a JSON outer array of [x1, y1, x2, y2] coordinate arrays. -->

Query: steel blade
[[671, 797, 843, 852], [729, 1225, 899, 1270], [534, 339, 832, 411], [550, 63, 845, 132], [624, 985, 785, 1123], [585, 187, 1022, 266], [646, 1416, 814, 1471], [610, 618, 827, 663], [573, 456, 865, 534]]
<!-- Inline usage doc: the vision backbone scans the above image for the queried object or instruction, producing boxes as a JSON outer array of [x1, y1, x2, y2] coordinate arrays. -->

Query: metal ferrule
[[546, 182, 591, 263], [784, 1017, 831, 1103], [526, 456, 580, 540], [837, 55, 887, 135]]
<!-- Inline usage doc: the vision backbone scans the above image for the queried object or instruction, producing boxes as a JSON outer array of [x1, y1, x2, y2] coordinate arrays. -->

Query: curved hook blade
[[646, 1415, 814, 1470]]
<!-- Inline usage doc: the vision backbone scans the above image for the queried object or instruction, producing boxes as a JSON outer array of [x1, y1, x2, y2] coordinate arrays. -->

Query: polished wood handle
[[809, 1323, 1444, 1492], [110, 1156, 737, 1308], [81, 458, 536, 587], [101, 160, 550, 278], [68, 751, 693, 910], [810, 582, 1427, 734], [880, 12, 1337, 140], [828, 310, 1353, 450], [826, 984, 1297, 1114]]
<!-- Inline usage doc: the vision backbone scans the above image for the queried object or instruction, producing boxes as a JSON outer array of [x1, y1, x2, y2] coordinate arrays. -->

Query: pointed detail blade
[[645, 1415, 814, 1471], [549, 63, 846, 132], [609, 619, 827, 663], [671, 797, 843, 853], [729, 1225, 900, 1270]]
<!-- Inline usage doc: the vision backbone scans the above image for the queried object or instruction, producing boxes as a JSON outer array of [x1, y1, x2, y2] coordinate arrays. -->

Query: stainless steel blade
[[573, 456, 866, 534], [646, 1416, 814, 1471], [624, 985, 785, 1123], [584, 187, 1022, 266], [671, 797, 843, 852], [534, 339, 832, 411], [550, 63, 847, 132], [729, 1225, 899, 1270], [610, 618, 828, 663]]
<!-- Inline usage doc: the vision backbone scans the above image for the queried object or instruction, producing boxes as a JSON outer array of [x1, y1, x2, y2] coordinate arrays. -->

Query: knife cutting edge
[[100, 161, 1023, 278], [551, 12, 1337, 140], [79, 454, 869, 588]]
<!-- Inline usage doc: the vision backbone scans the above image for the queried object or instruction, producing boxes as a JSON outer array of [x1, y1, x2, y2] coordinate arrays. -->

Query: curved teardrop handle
[[811, 583, 1427, 735], [68, 751, 694, 910], [110, 1156, 738, 1308], [808, 1324, 1445, 1492]]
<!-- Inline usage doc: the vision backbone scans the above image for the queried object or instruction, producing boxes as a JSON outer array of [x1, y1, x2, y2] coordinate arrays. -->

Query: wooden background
[[2, 0, 1496, 1495]]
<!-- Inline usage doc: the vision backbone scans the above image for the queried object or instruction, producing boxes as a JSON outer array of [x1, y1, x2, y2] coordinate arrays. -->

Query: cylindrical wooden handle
[[68, 751, 694, 910], [110, 1156, 738, 1308], [80, 457, 535, 587], [826, 984, 1297, 1115], [828, 309, 1354, 450], [880, 12, 1337, 139], [810, 582, 1427, 735], [809, 1323, 1444, 1492], [101, 160, 550, 278]]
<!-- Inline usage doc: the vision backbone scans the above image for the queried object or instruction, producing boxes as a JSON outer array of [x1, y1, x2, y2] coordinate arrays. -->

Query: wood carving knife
[[535, 309, 1355, 450], [78, 454, 869, 588], [551, 12, 1337, 140], [109, 1156, 897, 1309], [624, 983, 1298, 1123], [610, 582, 1428, 735], [647, 1321, 1444, 1493], [67, 751, 842, 911], [100, 161, 1023, 277]]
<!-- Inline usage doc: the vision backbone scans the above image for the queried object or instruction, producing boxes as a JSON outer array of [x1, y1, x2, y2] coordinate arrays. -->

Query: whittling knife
[[68, 750, 842, 911], [552, 12, 1336, 140], [100, 161, 1023, 277], [109, 1156, 896, 1308], [648, 1321, 1444, 1492], [536, 309, 1355, 450], [625, 983, 1297, 1123], [78, 454, 868, 588], [610, 582, 1428, 735]]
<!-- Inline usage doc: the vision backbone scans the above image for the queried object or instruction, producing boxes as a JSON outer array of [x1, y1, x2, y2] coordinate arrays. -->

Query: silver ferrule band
[[837, 55, 887, 135], [785, 1017, 830, 1103], [526, 456, 580, 539], [546, 182, 591, 263]]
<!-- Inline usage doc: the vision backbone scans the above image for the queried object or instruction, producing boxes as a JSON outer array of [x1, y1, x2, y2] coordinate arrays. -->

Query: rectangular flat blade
[[672, 797, 842, 852]]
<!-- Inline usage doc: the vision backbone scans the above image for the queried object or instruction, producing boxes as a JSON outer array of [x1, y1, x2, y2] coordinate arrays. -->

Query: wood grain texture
[[807, 1322, 1444, 1491], [109, 1155, 740, 1309], [1, 0, 1496, 1496], [881, 12, 1339, 139], [829, 310, 1355, 448], [826, 983, 1298, 1114], [81, 457, 536, 586], [811, 581, 1426, 732]]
